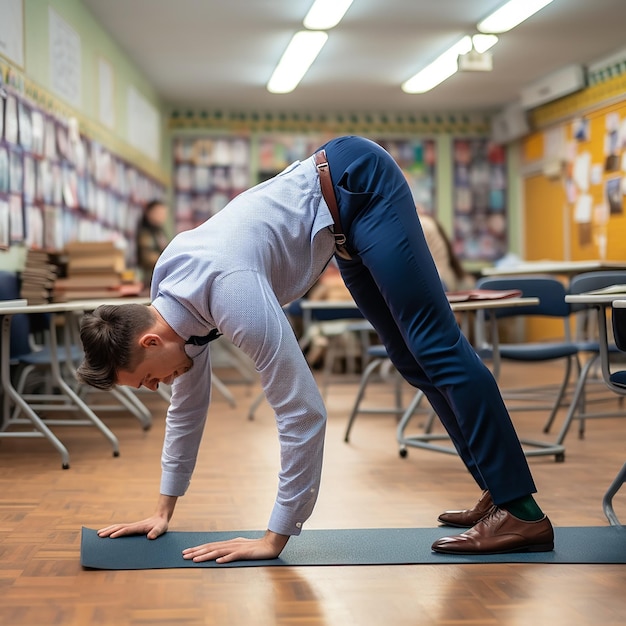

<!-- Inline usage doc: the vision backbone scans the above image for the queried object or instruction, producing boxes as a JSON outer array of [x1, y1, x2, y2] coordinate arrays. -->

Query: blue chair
[[474, 275, 579, 460], [343, 344, 428, 444]]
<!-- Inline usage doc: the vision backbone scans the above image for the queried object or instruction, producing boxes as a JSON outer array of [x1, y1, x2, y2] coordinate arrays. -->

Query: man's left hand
[[182, 530, 289, 563]]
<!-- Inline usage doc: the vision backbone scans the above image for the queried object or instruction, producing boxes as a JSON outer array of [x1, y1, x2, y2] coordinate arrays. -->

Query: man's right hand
[[98, 494, 177, 540], [97, 515, 169, 540]]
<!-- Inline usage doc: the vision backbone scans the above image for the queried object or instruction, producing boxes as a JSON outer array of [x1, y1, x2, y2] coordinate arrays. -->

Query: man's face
[[116, 341, 193, 391]]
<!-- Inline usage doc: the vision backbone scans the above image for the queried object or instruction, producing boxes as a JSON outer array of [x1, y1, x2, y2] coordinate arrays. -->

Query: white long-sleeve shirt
[[150, 155, 337, 536]]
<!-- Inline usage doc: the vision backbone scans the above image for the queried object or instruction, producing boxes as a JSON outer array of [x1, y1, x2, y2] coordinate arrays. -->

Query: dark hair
[[140, 199, 166, 229], [76, 303, 155, 390]]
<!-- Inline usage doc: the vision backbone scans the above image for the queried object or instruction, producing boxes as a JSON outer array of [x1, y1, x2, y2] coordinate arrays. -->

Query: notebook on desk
[[446, 289, 522, 303]]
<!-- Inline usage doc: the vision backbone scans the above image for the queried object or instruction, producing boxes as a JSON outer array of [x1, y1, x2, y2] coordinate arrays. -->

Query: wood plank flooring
[[1, 361, 626, 626]]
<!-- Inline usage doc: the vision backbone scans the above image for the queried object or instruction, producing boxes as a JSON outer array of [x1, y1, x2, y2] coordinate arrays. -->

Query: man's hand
[[98, 495, 177, 540], [97, 515, 169, 540], [182, 530, 289, 563]]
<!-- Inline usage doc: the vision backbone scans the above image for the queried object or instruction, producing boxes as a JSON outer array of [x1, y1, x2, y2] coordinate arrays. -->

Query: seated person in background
[[136, 199, 170, 291], [417, 208, 474, 292]]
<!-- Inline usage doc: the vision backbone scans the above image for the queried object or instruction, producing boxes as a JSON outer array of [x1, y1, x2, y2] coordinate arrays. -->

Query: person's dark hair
[[140, 199, 165, 229], [76, 303, 155, 390], [433, 219, 467, 282]]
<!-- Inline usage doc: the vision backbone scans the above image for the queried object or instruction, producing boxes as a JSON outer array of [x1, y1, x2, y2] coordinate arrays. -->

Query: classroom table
[[565, 292, 626, 525], [481, 260, 626, 278], [0, 297, 149, 469], [253, 294, 568, 465], [388, 295, 568, 461]]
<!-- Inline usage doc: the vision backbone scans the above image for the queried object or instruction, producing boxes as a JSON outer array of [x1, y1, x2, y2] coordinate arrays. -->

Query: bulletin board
[[522, 99, 626, 262]]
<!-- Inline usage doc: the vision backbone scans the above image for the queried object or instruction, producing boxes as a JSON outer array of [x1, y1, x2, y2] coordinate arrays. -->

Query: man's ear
[[139, 333, 162, 348]]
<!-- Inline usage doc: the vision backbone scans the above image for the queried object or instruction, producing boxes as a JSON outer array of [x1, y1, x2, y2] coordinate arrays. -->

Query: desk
[[565, 293, 626, 525], [482, 260, 626, 279], [0, 297, 149, 468], [392, 296, 569, 461]]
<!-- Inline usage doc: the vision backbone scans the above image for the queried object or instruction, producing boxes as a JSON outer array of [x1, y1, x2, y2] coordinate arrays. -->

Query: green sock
[[501, 495, 544, 521]]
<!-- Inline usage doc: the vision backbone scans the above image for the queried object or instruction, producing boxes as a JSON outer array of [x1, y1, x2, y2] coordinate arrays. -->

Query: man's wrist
[[264, 530, 290, 554]]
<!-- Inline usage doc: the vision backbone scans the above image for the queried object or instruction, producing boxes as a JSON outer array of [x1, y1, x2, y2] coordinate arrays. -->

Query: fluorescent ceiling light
[[472, 34, 499, 53], [303, 0, 354, 30], [402, 36, 473, 94], [402, 34, 498, 94], [478, 0, 554, 34], [267, 30, 329, 94]]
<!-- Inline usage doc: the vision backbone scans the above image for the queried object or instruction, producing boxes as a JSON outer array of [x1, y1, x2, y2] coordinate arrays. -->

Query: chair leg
[[395, 389, 426, 457], [603, 461, 626, 526], [343, 358, 385, 443], [554, 355, 592, 445]]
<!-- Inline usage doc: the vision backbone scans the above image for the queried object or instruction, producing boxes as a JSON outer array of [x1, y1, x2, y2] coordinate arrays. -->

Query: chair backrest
[[0, 270, 32, 359], [612, 304, 626, 353], [475, 275, 571, 319]]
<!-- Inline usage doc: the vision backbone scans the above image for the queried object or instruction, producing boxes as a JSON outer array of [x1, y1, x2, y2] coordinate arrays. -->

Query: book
[[55, 274, 122, 289], [51, 282, 143, 303], [446, 288, 523, 303]]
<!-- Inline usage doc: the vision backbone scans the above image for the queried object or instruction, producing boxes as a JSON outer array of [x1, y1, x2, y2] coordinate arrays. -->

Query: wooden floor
[[1, 360, 626, 626]]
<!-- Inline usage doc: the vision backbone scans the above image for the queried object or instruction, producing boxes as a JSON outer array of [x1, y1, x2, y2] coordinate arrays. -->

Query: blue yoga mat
[[80, 525, 626, 569]]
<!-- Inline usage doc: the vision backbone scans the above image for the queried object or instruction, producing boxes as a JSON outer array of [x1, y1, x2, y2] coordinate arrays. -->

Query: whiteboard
[[0, 0, 24, 67]]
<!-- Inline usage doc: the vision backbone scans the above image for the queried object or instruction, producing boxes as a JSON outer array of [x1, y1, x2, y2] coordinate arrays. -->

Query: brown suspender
[[314, 150, 352, 260]]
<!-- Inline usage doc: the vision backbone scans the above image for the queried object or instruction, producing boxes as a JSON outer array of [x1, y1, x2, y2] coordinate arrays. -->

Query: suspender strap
[[314, 150, 351, 260]]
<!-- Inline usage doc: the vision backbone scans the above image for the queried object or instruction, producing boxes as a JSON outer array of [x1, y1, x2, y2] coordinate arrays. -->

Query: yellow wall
[[523, 95, 626, 264]]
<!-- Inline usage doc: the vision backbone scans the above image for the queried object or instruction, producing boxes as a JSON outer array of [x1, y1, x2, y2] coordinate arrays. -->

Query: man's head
[[77, 303, 194, 391], [76, 303, 155, 390]]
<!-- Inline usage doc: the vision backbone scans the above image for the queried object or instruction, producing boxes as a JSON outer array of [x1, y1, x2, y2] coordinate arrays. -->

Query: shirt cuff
[[268, 501, 311, 536], [160, 469, 192, 497]]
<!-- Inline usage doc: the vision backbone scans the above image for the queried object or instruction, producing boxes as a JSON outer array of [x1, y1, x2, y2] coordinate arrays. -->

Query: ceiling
[[82, 0, 626, 115]]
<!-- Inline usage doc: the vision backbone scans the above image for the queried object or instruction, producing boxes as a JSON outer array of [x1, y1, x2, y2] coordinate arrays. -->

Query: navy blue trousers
[[319, 136, 536, 504]]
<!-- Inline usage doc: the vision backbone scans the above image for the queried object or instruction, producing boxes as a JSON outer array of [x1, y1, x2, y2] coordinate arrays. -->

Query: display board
[[0, 83, 164, 265]]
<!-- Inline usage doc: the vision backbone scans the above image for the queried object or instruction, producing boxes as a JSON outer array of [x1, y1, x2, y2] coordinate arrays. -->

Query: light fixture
[[267, 30, 329, 94], [402, 34, 498, 94], [477, 0, 554, 34], [303, 0, 354, 30]]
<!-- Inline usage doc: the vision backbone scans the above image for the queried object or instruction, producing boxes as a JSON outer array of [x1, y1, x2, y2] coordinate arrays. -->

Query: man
[[77, 136, 554, 563]]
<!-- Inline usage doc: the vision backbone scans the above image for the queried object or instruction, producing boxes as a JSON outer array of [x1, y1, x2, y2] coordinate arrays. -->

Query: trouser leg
[[324, 136, 536, 504]]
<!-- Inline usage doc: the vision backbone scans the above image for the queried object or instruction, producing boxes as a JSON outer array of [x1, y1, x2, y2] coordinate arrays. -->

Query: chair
[[474, 275, 579, 459], [599, 300, 626, 525], [0, 271, 120, 467], [545, 270, 626, 444], [343, 344, 430, 444]]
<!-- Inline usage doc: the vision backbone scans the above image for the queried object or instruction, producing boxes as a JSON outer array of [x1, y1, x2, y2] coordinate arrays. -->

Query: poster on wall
[[376, 138, 437, 215], [49, 7, 82, 107], [452, 138, 507, 261], [0, 0, 24, 67]]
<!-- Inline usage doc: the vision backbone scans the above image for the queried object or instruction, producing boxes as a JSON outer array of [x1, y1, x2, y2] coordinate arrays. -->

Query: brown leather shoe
[[431, 507, 554, 554], [437, 490, 494, 528]]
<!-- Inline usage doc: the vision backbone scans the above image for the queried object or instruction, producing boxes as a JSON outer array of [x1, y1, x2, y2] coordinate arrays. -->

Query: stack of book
[[52, 241, 141, 302], [20, 249, 63, 304]]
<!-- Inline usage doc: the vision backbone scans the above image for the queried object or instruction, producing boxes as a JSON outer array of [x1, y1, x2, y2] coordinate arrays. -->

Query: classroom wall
[[0, 0, 171, 270]]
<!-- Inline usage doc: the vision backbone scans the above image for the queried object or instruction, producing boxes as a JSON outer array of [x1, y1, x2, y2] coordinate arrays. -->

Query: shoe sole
[[432, 542, 555, 555], [437, 519, 474, 529]]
